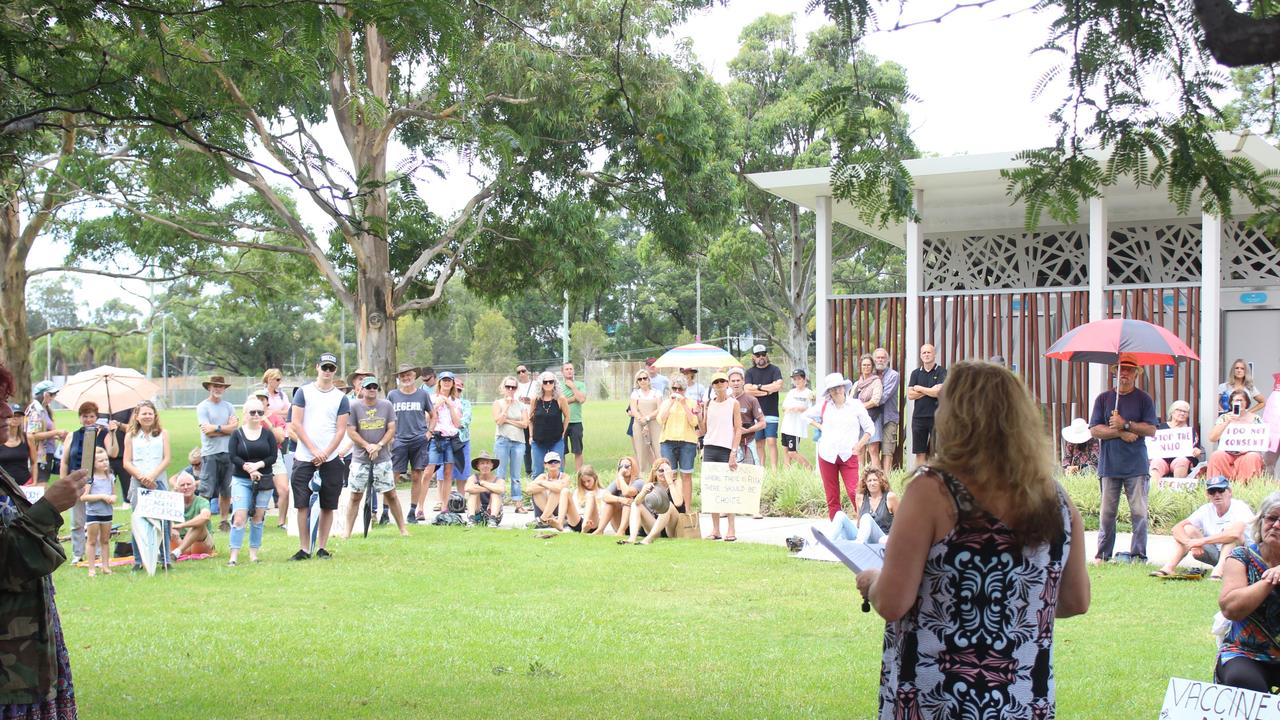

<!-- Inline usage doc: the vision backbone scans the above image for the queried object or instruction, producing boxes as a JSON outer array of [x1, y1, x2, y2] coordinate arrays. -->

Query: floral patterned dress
[[879, 468, 1071, 720]]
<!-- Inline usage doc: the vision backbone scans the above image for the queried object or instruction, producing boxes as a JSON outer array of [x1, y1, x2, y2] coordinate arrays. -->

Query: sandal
[[616, 539, 633, 545], [432, 503, 442, 512], [724, 536, 736, 542], [708, 534, 722, 541], [1149, 569, 1172, 577]]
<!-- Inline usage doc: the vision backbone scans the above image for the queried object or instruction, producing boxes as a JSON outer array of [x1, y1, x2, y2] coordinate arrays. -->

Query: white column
[[1201, 213, 1222, 441], [815, 195, 833, 381], [1088, 197, 1108, 407], [904, 189, 923, 384]]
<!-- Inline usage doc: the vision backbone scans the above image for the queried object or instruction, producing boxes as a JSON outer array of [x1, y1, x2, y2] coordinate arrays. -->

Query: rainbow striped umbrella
[[651, 343, 743, 369]]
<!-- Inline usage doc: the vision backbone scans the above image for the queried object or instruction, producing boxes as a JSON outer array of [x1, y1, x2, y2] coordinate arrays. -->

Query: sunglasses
[[547, 460, 561, 464], [542, 380, 555, 385], [320, 365, 337, 372], [637, 377, 650, 382], [1207, 488, 1228, 495], [517, 369, 529, 374], [365, 385, 380, 391], [248, 410, 265, 416], [504, 385, 517, 390]]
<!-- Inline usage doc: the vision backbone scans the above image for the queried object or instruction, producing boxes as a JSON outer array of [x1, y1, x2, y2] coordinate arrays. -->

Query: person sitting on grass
[[464, 451, 505, 527], [1151, 476, 1252, 579], [526, 451, 570, 526], [1059, 417, 1099, 475], [82, 448, 117, 576], [620, 458, 685, 545], [170, 472, 214, 557], [829, 467, 898, 547], [550, 465, 603, 533], [599, 456, 642, 535], [1216, 491, 1280, 693]]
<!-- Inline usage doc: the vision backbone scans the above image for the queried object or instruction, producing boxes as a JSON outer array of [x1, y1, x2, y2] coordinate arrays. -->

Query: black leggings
[[1216, 656, 1280, 693]]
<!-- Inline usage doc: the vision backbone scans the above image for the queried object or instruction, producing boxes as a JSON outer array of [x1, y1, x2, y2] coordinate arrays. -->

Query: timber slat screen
[[1105, 286, 1202, 429], [830, 296, 908, 469]]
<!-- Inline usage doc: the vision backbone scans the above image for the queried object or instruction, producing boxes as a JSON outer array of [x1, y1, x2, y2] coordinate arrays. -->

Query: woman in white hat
[[1060, 418, 1099, 476], [805, 372, 875, 520], [1149, 399, 1202, 481]]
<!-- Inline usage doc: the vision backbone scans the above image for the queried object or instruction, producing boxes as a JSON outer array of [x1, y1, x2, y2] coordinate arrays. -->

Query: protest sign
[[1161, 677, 1280, 719], [134, 488, 185, 522], [21, 485, 45, 504], [700, 462, 764, 516], [1145, 426, 1195, 459], [1219, 424, 1271, 454]]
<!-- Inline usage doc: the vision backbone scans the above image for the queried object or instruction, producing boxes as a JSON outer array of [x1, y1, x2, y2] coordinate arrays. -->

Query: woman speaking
[[856, 361, 1090, 718]]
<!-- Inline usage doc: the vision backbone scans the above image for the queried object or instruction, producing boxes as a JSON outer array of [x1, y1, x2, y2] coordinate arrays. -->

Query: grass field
[[46, 399, 1233, 718], [54, 526, 1220, 719]]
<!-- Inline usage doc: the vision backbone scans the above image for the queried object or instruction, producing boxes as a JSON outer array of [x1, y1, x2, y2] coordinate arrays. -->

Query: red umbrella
[[1045, 318, 1198, 365]]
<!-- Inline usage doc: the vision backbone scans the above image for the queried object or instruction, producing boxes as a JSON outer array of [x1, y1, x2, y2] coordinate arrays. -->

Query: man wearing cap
[[288, 352, 351, 560], [1152, 477, 1252, 578], [342, 376, 408, 537], [680, 368, 707, 407], [196, 374, 239, 532], [872, 348, 900, 471], [1089, 358, 1159, 563], [388, 363, 434, 524], [744, 344, 784, 469], [645, 358, 670, 395], [26, 380, 67, 482], [906, 343, 946, 468], [728, 367, 765, 465], [560, 362, 588, 473]]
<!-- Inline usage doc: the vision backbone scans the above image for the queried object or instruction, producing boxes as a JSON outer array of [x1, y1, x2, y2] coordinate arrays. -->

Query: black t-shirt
[[109, 409, 132, 468], [744, 363, 783, 416], [907, 364, 947, 418]]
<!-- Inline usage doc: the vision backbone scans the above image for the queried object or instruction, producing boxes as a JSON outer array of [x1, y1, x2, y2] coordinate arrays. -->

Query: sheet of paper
[[811, 526, 885, 574]]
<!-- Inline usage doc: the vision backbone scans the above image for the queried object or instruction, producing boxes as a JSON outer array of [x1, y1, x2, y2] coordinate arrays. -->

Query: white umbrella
[[55, 365, 159, 415], [650, 343, 743, 369]]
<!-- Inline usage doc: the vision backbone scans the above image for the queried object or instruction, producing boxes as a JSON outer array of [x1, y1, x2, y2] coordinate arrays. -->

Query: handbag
[[671, 510, 701, 539]]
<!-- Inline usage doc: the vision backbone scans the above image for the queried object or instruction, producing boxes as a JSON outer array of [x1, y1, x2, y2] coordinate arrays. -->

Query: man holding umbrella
[[1089, 357, 1159, 563]]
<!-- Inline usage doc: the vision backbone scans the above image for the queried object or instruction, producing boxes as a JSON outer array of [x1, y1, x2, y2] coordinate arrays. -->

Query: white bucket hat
[[821, 372, 854, 398], [1061, 418, 1092, 445]]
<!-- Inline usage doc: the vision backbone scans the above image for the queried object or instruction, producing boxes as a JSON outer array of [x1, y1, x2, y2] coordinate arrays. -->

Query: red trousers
[[818, 453, 860, 520]]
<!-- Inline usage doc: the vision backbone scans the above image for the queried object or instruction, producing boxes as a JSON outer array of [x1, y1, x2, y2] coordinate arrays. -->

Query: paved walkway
[[336, 487, 1187, 567]]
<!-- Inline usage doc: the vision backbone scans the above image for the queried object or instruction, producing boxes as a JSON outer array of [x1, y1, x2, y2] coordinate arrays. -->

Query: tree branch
[[392, 182, 496, 303], [31, 325, 149, 341], [1193, 0, 1280, 67]]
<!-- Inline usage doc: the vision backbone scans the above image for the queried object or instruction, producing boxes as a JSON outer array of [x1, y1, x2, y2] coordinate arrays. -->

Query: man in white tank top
[[288, 352, 351, 561]]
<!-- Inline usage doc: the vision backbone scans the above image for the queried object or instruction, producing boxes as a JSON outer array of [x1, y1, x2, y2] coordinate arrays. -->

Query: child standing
[[82, 447, 117, 576], [780, 369, 816, 469]]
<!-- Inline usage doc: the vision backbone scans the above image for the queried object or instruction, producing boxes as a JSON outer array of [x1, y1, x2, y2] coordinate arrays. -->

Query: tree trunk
[[353, 232, 398, 382], [0, 194, 33, 399], [785, 204, 810, 373]]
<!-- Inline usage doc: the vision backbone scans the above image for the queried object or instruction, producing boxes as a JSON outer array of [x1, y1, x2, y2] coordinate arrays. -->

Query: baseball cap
[[318, 352, 338, 366], [644, 357, 658, 365], [710, 372, 728, 384], [1206, 476, 1231, 492], [252, 386, 270, 398], [727, 366, 745, 378], [543, 451, 562, 463], [438, 371, 456, 381], [791, 368, 806, 378], [751, 344, 767, 354], [360, 376, 380, 388], [33, 380, 58, 396]]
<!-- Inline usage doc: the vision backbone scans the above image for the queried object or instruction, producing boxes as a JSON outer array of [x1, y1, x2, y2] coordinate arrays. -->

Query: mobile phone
[[1233, 401, 1244, 415]]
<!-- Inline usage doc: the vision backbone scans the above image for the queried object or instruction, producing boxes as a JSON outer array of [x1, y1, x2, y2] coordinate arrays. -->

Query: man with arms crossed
[[1089, 357, 1158, 563], [873, 347, 900, 471], [288, 352, 351, 561], [744, 344, 783, 469], [561, 362, 588, 473], [1151, 476, 1252, 579], [906, 344, 946, 468], [196, 374, 238, 532]]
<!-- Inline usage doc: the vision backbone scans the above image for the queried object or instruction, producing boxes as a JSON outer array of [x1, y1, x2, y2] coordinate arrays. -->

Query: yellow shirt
[[660, 397, 700, 444]]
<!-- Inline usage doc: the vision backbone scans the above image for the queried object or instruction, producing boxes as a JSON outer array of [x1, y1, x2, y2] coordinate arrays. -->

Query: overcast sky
[[38, 0, 1074, 312]]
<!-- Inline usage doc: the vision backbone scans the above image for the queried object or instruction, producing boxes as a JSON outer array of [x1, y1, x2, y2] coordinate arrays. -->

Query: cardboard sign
[[1219, 424, 1272, 454], [21, 486, 45, 504], [1160, 677, 1280, 719], [699, 462, 764, 516], [134, 488, 185, 523], [1145, 427, 1195, 459]]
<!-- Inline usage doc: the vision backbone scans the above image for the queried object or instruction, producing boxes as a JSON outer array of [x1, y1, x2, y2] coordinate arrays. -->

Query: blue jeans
[[530, 439, 564, 479], [494, 436, 524, 501], [1097, 474, 1150, 560], [229, 476, 272, 550]]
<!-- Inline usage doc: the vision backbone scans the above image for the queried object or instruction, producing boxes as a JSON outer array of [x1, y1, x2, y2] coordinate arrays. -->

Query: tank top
[[130, 432, 167, 481], [703, 396, 736, 449], [660, 398, 699, 444], [431, 393, 459, 437], [0, 442, 31, 484], [859, 491, 893, 533], [531, 397, 564, 445], [497, 399, 526, 443], [85, 474, 115, 516]]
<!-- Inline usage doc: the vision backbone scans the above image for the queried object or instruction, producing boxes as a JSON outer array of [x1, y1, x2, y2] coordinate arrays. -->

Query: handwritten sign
[[699, 462, 764, 516], [1145, 427, 1194, 459], [21, 486, 45, 504], [1161, 677, 1280, 719], [1219, 424, 1272, 454], [134, 488, 184, 522]]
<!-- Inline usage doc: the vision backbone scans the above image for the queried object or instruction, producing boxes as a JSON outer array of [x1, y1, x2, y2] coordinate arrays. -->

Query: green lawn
[[53, 527, 1219, 719], [49, 400, 1226, 718]]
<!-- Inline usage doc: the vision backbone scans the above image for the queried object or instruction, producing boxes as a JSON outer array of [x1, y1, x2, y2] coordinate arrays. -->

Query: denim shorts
[[427, 436, 456, 466], [660, 441, 698, 474], [762, 416, 780, 439]]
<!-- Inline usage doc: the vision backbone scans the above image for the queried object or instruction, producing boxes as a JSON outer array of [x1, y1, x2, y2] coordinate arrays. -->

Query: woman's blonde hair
[[575, 465, 600, 503], [263, 368, 283, 384], [1229, 358, 1253, 389], [931, 360, 1063, 546], [126, 400, 163, 437]]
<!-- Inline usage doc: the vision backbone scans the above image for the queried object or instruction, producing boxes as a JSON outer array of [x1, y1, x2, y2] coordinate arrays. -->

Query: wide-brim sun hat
[[202, 374, 231, 390], [472, 450, 500, 471], [1061, 417, 1092, 445], [644, 487, 670, 515], [820, 372, 853, 397], [395, 363, 420, 377]]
